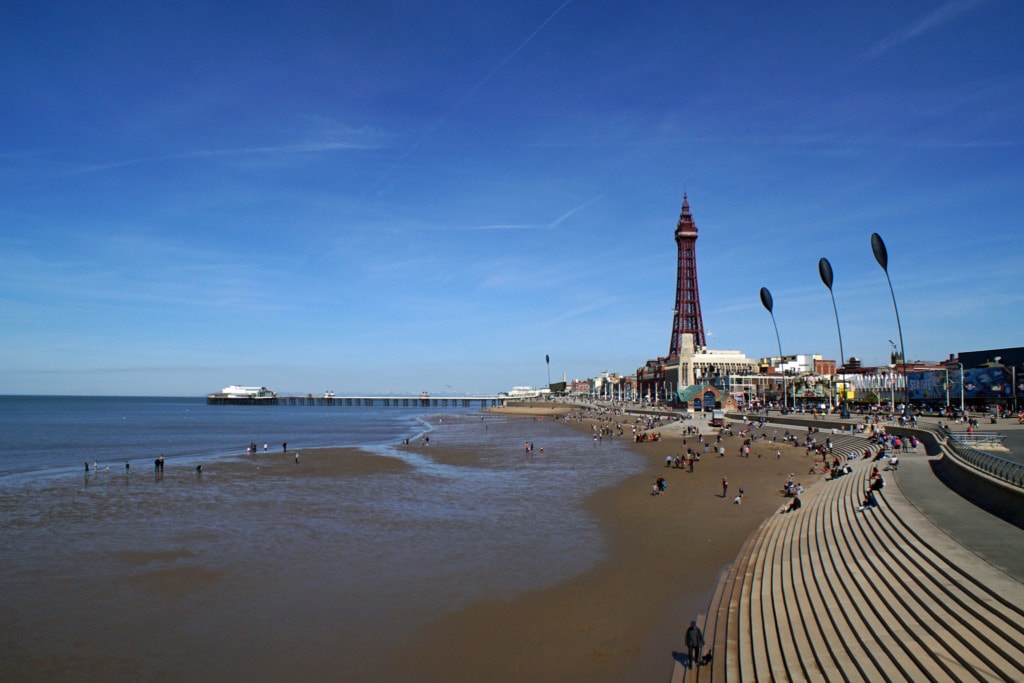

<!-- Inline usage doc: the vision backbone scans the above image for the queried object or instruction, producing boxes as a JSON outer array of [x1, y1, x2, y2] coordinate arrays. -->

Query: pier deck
[[206, 394, 503, 408]]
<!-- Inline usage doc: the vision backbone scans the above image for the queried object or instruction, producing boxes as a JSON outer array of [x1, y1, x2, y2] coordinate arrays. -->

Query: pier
[[206, 394, 504, 408]]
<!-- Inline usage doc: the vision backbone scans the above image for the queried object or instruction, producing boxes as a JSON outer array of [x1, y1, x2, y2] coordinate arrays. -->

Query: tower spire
[[669, 193, 707, 356]]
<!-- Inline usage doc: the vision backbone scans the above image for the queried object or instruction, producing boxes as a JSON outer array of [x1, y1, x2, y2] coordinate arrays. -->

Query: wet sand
[[1, 405, 820, 682], [1, 446, 421, 682]]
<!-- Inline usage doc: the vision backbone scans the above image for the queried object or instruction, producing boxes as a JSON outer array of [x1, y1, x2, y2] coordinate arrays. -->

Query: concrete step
[[867, 480, 1024, 678], [783, 498, 838, 682], [810, 469, 890, 681], [693, 431, 1024, 682], [880, 480, 1024, 634], [841, 477, 961, 682], [709, 510, 772, 683], [744, 504, 785, 681], [766, 507, 809, 681]]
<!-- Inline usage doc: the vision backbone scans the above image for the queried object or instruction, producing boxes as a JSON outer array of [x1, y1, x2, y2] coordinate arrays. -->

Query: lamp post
[[759, 287, 787, 413], [887, 366, 895, 411], [958, 362, 965, 413], [888, 339, 899, 413], [871, 233, 909, 416], [945, 367, 951, 411], [819, 257, 849, 419], [1014, 366, 1019, 413]]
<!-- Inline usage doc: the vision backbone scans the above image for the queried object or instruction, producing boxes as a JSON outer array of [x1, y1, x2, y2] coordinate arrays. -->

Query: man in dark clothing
[[685, 620, 704, 669]]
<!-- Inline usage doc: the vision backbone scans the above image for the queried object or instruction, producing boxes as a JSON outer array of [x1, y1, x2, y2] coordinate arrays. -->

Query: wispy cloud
[[458, 195, 601, 231], [361, 0, 575, 202], [864, 0, 987, 60], [0, 234, 308, 313], [543, 301, 616, 326], [61, 138, 380, 176]]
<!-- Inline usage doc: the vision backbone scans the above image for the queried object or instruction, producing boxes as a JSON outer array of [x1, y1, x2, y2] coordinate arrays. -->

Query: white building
[[220, 385, 276, 399]]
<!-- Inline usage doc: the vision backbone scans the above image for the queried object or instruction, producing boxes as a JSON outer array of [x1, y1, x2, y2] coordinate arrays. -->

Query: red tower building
[[668, 193, 706, 356]]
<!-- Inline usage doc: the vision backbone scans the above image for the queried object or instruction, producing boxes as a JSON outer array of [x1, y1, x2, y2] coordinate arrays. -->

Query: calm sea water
[[1, 396, 647, 680], [0, 395, 453, 479]]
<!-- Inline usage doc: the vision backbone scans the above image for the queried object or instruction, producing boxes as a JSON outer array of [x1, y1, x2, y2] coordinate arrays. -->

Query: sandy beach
[[393, 404, 818, 682], [1, 403, 821, 682]]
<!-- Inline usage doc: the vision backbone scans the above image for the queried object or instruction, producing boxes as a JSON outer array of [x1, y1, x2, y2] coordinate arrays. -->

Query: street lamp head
[[759, 287, 774, 314], [818, 258, 834, 290], [871, 233, 889, 271]]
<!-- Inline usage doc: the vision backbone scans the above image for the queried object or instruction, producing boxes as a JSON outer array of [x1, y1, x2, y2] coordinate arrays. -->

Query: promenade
[[676, 413, 1024, 682], [900, 415, 1024, 580]]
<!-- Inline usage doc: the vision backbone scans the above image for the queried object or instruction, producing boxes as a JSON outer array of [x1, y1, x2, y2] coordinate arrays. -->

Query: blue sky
[[2, 0, 1022, 396]]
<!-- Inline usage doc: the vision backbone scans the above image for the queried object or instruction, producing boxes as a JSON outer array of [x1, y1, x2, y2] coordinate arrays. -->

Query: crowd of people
[[560, 402, 912, 531]]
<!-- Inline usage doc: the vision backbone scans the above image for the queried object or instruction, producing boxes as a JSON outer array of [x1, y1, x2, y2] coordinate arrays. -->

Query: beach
[[1, 402, 816, 681], [394, 405, 810, 681]]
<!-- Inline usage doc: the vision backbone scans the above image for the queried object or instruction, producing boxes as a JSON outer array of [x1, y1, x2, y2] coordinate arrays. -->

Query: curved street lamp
[[760, 287, 787, 412], [818, 258, 849, 419], [871, 233, 908, 415]]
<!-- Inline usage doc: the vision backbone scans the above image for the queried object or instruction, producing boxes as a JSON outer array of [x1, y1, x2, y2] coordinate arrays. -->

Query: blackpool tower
[[668, 193, 706, 356]]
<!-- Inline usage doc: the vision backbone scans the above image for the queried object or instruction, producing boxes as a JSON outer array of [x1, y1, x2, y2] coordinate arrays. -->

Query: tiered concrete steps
[[686, 435, 1024, 682]]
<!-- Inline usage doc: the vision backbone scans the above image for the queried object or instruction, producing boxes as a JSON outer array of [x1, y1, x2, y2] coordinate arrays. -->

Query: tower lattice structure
[[668, 193, 706, 356]]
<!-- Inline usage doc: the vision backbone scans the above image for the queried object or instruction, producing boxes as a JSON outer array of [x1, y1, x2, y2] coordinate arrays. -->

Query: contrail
[[60, 141, 374, 177], [366, 0, 575, 197], [455, 194, 601, 231], [548, 195, 601, 228], [863, 0, 985, 59]]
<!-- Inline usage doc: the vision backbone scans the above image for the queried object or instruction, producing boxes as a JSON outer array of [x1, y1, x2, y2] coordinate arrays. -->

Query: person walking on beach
[[686, 620, 704, 669], [722, 477, 728, 498]]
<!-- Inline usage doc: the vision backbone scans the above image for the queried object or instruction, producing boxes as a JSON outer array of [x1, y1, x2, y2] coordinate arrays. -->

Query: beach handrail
[[949, 431, 1006, 447], [944, 433, 1024, 488]]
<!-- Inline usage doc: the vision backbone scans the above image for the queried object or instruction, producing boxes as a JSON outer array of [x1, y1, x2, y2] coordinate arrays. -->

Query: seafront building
[[637, 334, 757, 404]]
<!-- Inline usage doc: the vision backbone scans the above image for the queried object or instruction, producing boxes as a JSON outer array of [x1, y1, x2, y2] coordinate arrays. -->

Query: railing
[[945, 432, 1024, 488], [950, 432, 1007, 448]]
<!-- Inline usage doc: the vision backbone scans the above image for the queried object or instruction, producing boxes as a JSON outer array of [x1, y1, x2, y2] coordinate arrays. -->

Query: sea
[[0, 395, 647, 680], [0, 395, 460, 479]]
